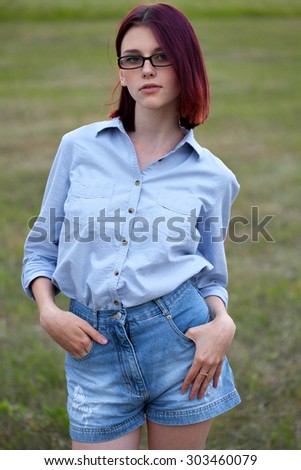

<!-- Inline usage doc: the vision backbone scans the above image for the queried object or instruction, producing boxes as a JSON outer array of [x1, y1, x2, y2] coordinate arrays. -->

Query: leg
[[147, 419, 212, 450], [72, 426, 142, 450]]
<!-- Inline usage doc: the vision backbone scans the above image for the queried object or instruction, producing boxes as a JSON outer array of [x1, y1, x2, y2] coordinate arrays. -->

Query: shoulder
[[188, 133, 240, 202], [202, 147, 238, 183], [61, 118, 118, 146], [52, 118, 124, 169], [187, 130, 237, 180], [204, 149, 240, 203]]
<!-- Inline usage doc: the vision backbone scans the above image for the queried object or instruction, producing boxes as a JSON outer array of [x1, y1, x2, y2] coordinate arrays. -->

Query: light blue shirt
[[22, 117, 239, 309]]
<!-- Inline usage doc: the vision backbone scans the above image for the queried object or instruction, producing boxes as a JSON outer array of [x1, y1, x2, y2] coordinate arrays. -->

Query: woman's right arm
[[22, 135, 72, 300], [31, 277, 108, 358], [23, 135, 107, 357]]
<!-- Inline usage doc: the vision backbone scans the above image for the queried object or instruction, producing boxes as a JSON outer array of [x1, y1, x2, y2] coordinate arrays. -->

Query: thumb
[[185, 326, 198, 343]]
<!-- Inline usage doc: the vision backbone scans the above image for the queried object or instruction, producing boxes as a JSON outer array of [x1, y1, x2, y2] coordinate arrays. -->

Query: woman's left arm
[[181, 295, 236, 400], [181, 160, 240, 400]]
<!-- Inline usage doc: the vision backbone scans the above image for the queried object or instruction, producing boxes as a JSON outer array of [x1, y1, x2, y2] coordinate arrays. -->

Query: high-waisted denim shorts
[[65, 280, 241, 443]]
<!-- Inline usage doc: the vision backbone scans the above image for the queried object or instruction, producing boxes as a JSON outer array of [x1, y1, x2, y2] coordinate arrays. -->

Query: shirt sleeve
[[195, 169, 240, 308], [21, 134, 72, 300]]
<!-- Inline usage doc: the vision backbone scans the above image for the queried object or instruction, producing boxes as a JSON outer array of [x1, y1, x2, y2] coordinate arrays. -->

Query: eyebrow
[[121, 47, 163, 55]]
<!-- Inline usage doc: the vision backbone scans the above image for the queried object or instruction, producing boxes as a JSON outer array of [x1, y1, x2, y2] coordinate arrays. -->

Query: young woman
[[22, 3, 241, 450]]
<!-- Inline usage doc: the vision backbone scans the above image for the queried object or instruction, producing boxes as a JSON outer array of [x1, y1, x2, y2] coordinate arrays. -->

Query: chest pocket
[[64, 181, 114, 227], [153, 190, 202, 241]]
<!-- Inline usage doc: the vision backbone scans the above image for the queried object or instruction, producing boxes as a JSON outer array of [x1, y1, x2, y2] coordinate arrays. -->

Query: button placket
[[109, 177, 142, 308]]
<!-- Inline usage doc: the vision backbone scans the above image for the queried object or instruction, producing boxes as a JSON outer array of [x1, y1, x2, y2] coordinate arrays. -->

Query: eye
[[155, 53, 168, 62], [126, 55, 142, 64]]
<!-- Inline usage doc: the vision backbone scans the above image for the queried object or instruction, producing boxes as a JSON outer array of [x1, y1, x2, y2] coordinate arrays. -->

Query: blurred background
[[0, 0, 300, 449]]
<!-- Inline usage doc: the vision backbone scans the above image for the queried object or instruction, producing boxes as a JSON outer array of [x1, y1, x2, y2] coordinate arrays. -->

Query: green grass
[[1, 0, 301, 21], [0, 0, 301, 449]]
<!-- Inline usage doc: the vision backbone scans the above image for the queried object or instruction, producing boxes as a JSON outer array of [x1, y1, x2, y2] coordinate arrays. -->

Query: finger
[[73, 349, 89, 360], [189, 370, 210, 400], [181, 362, 201, 394], [213, 362, 223, 388], [80, 322, 108, 345], [197, 373, 213, 399]]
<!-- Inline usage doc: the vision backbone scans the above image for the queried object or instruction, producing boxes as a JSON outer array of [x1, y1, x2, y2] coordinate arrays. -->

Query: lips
[[139, 83, 162, 91]]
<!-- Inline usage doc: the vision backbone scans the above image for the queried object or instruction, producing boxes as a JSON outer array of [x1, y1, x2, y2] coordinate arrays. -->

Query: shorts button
[[110, 311, 122, 319]]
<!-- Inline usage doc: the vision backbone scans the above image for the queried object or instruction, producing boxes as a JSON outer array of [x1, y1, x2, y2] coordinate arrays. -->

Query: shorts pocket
[[68, 341, 96, 362], [162, 284, 210, 344], [68, 300, 97, 362]]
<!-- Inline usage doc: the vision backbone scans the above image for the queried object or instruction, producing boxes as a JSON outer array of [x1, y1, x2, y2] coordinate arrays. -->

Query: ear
[[119, 68, 127, 87]]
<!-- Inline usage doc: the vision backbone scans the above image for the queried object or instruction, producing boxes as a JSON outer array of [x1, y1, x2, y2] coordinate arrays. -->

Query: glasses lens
[[119, 56, 143, 69], [152, 53, 171, 67], [118, 53, 171, 69]]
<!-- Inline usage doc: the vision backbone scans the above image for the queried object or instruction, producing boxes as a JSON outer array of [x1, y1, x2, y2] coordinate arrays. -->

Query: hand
[[181, 312, 236, 400], [40, 304, 108, 359]]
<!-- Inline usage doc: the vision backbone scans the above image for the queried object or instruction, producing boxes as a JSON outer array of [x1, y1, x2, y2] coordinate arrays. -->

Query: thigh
[[72, 426, 142, 450], [147, 419, 212, 450]]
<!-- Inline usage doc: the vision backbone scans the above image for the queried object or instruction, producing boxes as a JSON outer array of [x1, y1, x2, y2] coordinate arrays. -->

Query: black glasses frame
[[118, 53, 172, 70]]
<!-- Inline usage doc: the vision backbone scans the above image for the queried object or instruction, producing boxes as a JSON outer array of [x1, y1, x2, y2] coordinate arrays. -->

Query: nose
[[142, 58, 156, 77]]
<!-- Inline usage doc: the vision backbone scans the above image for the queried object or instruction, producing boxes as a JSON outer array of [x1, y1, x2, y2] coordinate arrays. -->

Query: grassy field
[[0, 0, 300, 449]]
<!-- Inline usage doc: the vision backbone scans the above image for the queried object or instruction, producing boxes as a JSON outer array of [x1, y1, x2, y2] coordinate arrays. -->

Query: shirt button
[[114, 300, 120, 306], [128, 207, 135, 213], [114, 270, 119, 276], [135, 180, 141, 186], [122, 239, 128, 246]]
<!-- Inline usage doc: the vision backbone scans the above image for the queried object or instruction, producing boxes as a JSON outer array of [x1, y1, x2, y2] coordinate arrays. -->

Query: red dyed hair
[[110, 3, 210, 131]]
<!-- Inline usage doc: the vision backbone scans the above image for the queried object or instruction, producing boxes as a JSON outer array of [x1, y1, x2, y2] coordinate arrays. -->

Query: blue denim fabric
[[65, 279, 240, 443]]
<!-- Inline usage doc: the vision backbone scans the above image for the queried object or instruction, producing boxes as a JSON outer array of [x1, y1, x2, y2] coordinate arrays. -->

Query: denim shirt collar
[[95, 117, 205, 160]]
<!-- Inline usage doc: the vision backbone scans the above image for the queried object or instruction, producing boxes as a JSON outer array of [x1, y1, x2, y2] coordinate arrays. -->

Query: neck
[[127, 106, 185, 171], [132, 105, 182, 145]]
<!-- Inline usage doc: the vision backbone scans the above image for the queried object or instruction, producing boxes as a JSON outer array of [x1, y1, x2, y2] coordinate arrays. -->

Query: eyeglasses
[[118, 53, 172, 70]]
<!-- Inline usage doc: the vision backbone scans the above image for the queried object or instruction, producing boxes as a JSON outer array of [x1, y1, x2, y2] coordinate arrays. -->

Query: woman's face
[[119, 25, 180, 116]]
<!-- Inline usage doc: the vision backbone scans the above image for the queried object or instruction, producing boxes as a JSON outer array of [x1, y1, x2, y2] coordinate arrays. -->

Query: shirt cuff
[[22, 270, 55, 301], [198, 284, 228, 309]]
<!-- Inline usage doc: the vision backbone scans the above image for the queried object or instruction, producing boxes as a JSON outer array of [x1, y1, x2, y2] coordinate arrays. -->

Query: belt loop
[[92, 308, 98, 328], [153, 297, 170, 318]]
